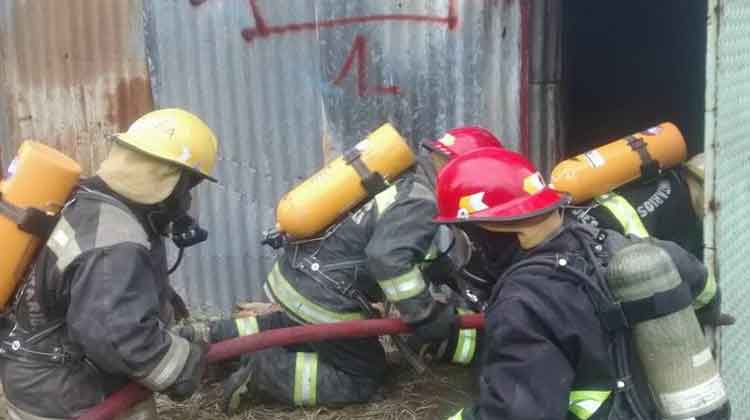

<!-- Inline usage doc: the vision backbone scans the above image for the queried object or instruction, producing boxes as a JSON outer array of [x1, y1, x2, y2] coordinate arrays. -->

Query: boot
[[221, 357, 254, 415]]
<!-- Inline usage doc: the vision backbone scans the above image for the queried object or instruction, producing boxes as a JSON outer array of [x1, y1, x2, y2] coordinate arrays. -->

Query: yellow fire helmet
[[110, 108, 219, 182]]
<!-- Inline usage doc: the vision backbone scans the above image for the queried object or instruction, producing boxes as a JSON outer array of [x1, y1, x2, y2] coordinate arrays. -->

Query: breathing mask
[[422, 225, 520, 310], [146, 172, 209, 273]]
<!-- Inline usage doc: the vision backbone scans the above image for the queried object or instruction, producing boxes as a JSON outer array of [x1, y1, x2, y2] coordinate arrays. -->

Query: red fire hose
[[79, 314, 484, 420]]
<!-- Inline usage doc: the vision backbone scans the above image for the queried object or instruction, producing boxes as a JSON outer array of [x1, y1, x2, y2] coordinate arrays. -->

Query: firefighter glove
[[412, 302, 458, 342], [173, 322, 212, 345], [164, 342, 208, 401]]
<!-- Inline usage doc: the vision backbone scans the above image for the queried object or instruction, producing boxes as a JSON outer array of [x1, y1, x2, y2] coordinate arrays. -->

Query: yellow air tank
[[0, 141, 81, 309], [550, 122, 687, 204], [277, 123, 414, 239]]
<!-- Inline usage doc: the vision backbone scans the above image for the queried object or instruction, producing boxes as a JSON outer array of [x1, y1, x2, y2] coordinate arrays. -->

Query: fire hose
[[78, 313, 485, 420]]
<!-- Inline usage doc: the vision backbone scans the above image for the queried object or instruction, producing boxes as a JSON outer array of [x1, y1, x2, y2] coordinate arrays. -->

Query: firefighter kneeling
[[177, 126, 503, 414], [433, 147, 730, 420], [0, 109, 219, 420]]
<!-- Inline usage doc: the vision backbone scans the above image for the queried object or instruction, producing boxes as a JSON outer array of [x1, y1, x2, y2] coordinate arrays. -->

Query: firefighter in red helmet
[[177, 127, 504, 414], [435, 148, 729, 420]]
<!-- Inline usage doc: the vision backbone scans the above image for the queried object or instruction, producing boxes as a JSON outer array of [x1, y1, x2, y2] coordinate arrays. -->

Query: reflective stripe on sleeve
[[378, 267, 427, 302], [452, 309, 477, 365], [293, 352, 319, 406], [595, 192, 650, 238], [267, 263, 365, 324], [569, 390, 612, 420], [694, 272, 718, 310], [234, 317, 259, 337], [137, 332, 192, 391], [446, 409, 464, 420], [47, 217, 83, 273], [375, 185, 399, 218]]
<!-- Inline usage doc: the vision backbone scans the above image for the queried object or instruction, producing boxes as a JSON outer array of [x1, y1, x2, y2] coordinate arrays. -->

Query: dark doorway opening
[[562, 1, 707, 157]]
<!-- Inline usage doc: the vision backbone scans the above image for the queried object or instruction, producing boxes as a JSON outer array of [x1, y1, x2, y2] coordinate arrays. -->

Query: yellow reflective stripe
[[569, 390, 612, 420], [595, 193, 649, 238], [446, 409, 464, 420], [694, 272, 717, 310], [375, 185, 399, 218], [419, 243, 440, 271], [293, 352, 318, 406], [378, 267, 427, 302], [267, 263, 365, 324], [452, 308, 477, 365], [425, 243, 439, 260], [234, 317, 259, 337], [452, 327, 477, 365]]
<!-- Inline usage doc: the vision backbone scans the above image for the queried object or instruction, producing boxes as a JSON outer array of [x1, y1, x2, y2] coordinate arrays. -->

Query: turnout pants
[[238, 311, 386, 406]]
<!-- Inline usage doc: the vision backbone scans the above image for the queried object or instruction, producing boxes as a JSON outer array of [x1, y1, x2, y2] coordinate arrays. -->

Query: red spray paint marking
[[332, 35, 400, 97], [241, 0, 458, 43], [192, 0, 460, 98]]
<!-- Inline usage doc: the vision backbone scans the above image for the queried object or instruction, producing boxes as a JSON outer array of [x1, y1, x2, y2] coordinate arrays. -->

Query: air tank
[[606, 242, 727, 419], [0, 141, 81, 309], [550, 122, 687, 204]]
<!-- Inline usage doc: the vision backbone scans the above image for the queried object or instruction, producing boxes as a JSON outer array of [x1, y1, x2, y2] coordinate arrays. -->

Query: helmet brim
[[108, 134, 218, 183], [434, 189, 570, 224]]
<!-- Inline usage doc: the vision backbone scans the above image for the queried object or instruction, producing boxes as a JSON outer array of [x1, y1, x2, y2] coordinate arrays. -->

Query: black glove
[[412, 303, 458, 342], [164, 342, 208, 401], [173, 322, 211, 344]]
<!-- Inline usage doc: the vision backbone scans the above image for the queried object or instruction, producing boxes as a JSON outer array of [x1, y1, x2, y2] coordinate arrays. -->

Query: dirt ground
[[157, 362, 476, 420], [0, 363, 474, 420], [0, 355, 475, 420]]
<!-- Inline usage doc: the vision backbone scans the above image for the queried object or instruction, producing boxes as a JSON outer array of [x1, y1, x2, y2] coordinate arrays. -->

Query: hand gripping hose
[[79, 314, 485, 420]]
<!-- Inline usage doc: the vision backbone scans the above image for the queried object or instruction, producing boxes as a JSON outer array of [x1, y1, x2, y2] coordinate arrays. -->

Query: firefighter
[[432, 147, 730, 420], [567, 153, 722, 326], [178, 127, 503, 414], [0, 109, 219, 420], [569, 158, 703, 257]]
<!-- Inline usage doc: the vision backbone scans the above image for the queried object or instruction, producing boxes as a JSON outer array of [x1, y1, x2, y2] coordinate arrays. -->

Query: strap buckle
[[626, 136, 660, 182], [0, 193, 59, 238], [343, 148, 389, 197]]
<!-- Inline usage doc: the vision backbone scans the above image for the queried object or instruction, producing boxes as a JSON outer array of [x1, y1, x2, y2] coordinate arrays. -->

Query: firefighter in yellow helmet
[[0, 109, 219, 420]]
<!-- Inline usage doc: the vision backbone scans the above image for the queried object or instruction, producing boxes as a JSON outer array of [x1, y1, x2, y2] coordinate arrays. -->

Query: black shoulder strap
[[0, 193, 59, 238]]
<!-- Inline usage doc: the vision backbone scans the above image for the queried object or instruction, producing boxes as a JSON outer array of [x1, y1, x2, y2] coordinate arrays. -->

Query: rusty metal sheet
[[0, 0, 152, 174]]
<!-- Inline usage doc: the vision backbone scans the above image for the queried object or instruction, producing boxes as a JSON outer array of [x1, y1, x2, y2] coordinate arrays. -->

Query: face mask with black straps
[[146, 173, 209, 273], [461, 225, 521, 283]]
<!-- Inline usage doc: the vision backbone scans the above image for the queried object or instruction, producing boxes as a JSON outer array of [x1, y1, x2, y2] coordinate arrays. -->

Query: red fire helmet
[[422, 126, 503, 159], [434, 147, 568, 224]]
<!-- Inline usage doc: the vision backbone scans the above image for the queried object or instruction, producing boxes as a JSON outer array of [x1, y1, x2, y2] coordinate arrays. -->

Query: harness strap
[[0, 321, 83, 365], [0, 192, 59, 238], [343, 148, 389, 197], [297, 256, 379, 317], [620, 281, 693, 325], [626, 135, 660, 182]]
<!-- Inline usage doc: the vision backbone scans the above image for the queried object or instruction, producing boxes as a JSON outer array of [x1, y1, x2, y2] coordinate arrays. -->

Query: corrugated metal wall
[[0, 0, 153, 174], [145, 0, 525, 313], [705, 0, 750, 412]]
